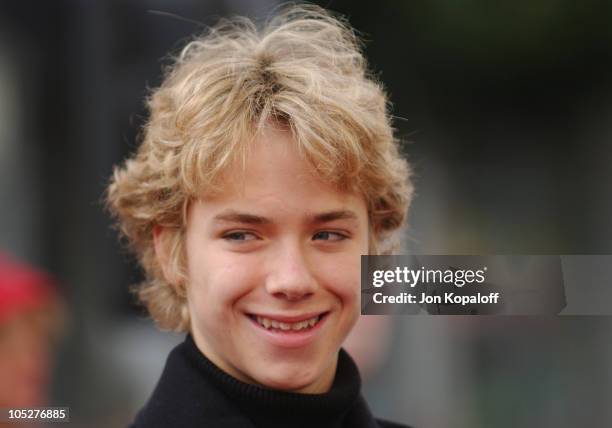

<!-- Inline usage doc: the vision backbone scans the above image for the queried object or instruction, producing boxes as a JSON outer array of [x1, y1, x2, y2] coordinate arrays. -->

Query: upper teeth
[[255, 315, 319, 331]]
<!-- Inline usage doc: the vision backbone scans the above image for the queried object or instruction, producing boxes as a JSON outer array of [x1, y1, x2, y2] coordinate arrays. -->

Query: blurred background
[[1, 1, 611, 427]]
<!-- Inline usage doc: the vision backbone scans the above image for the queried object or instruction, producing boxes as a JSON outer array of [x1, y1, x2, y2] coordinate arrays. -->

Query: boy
[[107, 5, 412, 427]]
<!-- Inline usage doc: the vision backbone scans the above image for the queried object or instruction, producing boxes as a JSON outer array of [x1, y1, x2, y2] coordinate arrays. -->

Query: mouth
[[247, 312, 329, 334], [245, 311, 330, 348], [248, 313, 327, 332]]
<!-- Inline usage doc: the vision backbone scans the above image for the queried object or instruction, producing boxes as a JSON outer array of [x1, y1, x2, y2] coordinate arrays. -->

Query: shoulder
[[129, 341, 251, 428], [375, 418, 414, 428]]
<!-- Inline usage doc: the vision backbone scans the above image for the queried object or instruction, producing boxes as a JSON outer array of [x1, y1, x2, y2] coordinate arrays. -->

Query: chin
[[253, 363, 322, 392]]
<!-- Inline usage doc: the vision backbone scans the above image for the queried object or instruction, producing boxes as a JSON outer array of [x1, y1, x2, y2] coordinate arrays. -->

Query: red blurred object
[[0, 252, 57, 325]]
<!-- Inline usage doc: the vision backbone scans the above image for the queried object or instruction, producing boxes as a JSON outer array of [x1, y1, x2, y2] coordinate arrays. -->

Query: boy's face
[[182, 127, 368, 393]]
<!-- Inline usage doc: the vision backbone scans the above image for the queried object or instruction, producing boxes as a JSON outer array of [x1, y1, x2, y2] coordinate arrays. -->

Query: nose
[[265, 243, 317, 301]]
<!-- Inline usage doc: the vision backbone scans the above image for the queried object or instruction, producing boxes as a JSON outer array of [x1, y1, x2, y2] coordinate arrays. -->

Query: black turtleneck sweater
[[129, 335, 410, 428]]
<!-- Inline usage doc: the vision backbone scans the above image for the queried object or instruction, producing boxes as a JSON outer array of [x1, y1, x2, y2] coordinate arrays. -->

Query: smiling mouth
[[248, 313, 327, 332]]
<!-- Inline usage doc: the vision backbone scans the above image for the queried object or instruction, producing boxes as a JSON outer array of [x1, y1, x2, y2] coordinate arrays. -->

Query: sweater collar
[[180, 334, 366, 428]]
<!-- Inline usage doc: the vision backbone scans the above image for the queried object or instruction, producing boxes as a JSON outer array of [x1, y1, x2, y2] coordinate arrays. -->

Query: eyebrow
[[311, 210, 359, 224], [213, 211, 271, 225], [212, 209, 359, 225]]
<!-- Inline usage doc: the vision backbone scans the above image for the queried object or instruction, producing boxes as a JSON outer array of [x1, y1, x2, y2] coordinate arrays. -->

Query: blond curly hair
[[106, 4, 413, 331]]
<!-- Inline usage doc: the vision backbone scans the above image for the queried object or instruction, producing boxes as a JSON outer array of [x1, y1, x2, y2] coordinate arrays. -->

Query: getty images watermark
[[359, 255, 598, 315], [370, 265, 499, 305]]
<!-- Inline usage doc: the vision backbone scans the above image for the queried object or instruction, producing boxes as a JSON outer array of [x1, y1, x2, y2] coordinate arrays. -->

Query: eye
[[312, 231, 348, 242], [222, 231, 259, 242]]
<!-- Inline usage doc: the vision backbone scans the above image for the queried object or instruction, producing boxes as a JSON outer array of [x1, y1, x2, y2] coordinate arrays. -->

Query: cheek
[[187, 249, 262, 315], [315, 254, 361, 303]]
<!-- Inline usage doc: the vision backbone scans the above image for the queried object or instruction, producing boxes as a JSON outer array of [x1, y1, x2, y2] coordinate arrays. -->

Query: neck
[[182, 334, 362, 427], [190, 328, 339, 394]]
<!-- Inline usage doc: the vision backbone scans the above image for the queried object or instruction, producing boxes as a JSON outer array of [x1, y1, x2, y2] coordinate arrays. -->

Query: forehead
[[195, 127, 367, 219]]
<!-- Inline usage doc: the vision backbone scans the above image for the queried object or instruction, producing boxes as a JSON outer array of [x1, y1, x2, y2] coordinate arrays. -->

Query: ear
[[152, 224, 181, 286]]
